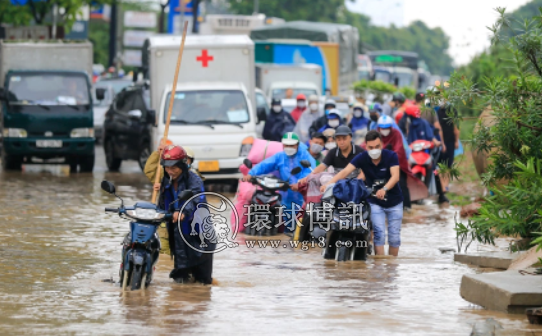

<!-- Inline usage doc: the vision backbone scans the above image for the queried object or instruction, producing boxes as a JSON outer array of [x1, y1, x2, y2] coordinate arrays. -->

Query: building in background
[[350, 0, 405, 28]]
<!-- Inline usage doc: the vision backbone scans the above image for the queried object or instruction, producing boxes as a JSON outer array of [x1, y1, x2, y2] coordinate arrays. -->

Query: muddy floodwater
[[0, 147, 539, 335]]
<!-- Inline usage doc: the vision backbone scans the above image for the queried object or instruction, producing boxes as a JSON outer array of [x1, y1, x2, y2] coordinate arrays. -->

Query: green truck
[[0, 40, 95, 172]]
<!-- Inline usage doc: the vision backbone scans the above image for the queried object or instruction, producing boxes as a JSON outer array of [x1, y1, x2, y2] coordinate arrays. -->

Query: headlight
[[239, 144, 252, 157], [3, 128, 27, 138], [126, 208, 165, 220], [70, 128, 94, 138]]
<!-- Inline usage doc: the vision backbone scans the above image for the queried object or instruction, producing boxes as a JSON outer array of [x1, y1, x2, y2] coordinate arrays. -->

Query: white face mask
[[309, 103, 319, 111], [272, 106, 282, 113], [354, 110, 363, 118], [368, 149, 382, 160], [310, 143, 324, 154], [284, 147, 297, 156], [380, 129, 391, 137], [297, 101, 306, 109], [325, 142, 337, 150], [328, 119, 340, 128]]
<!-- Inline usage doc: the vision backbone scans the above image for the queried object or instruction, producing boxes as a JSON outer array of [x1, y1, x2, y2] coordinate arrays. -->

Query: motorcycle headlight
[[70, 128, 94, 138], [3, 128, 27, 138], [126, 208, 165, 220], [239, 136, 254, 157]]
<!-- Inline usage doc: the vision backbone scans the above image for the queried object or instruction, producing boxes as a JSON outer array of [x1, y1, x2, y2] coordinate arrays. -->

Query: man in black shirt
[[297, 125, 364, 185]]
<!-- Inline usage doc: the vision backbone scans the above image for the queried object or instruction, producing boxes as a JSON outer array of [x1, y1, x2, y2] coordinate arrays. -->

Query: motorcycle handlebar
[[105, 208, 118, 213]]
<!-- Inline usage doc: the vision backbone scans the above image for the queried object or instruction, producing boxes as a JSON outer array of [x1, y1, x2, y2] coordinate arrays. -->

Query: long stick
[[151, 21, 189, 204]]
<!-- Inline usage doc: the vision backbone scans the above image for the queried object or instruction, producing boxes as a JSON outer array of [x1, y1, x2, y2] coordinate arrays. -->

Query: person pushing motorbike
[[243, 132, 315, 233], [155, 145, 214, 284]]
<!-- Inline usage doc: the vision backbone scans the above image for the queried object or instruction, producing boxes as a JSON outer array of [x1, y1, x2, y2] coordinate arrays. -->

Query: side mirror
[[95, 88, 106, 101], [291, 167, 302, 175], [300, 160, 311, 168], [257, 107, 267, 124], [0, 88, 6, 101], [147, 109, 156, 124], [128, 109, 142, 119], [178, 190, 194, 201], [243, 158, 253, 169], [101, 180, 116, 194]]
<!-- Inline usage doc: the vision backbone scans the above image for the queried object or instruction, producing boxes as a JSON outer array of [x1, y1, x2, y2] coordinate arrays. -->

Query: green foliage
[[0, 1, 32, 25], [228, 0, 454, 75], [353, 80, 395, 103], [228, 0, 349, 23], [444, 7, 542, 246], [399, 86, 415, 99]]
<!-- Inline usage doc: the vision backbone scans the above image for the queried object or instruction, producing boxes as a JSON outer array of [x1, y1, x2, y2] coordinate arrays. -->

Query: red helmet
[[161, 145, 188, 167], [296, 93, 306, 101], [405, 104, 421, 118]]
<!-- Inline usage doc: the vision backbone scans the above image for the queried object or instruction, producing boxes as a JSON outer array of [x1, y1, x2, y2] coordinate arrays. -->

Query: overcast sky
[[347, 0, 532, 65]]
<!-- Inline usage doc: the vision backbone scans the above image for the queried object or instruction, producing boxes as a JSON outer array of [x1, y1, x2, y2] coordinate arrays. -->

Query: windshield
[[271, 88, 318, 100], [95, 79, 131, 95], [358, 70, 371, 81], [7, 74, 89, 105], [393, 73, 414, 88], [92, 86, 112, 106], [164, 90, 250, 124], [374, 71, 391, 83]]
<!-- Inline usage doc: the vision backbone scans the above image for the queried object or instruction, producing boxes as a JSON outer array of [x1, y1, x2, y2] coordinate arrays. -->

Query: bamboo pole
[[151, 21, 189, 204]]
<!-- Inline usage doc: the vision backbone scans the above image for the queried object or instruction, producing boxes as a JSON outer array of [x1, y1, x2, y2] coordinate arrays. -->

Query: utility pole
[[108, 1, 118, 67], [253, 0, 259, 14]]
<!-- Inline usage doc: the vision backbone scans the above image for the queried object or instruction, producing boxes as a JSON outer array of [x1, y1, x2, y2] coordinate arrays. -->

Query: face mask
[[370, 114, 378, 122], [272, 106, 282, 113], [325, 142, 337, 150], [368, 149, 382, 160], [310, 143, 323, 154], [380, 129, 391, 137], [328, 119, 340, 128], [354, 109, 363, 118], [309, 103, 318, 111], [284, 147, 297, 156], [297, 101, 306, 109]]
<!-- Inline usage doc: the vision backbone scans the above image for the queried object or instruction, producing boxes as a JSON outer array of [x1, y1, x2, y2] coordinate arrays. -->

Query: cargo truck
[[255, 63, 322, 100], [142, 35, 264, 180], [0, 40, 95, 172]]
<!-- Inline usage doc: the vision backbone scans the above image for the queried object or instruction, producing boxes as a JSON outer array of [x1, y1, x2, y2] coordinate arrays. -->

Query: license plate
[[36, 140, 63, 148], [198, 160, 219, 172]]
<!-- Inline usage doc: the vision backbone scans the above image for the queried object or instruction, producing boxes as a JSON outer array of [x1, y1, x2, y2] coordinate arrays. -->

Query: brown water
[[0, 147, 539, 335]]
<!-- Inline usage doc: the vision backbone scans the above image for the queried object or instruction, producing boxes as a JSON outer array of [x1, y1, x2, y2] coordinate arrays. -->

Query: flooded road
[[0, 146, 538, 335]]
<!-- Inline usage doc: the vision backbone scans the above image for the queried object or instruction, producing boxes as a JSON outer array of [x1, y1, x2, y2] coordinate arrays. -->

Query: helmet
[[405, 104, 421, 118], [327, 108, 341, 119], [334, 125, 352, 137], [324, 99, 336, 109], [281, 132, 300, 145], [271, 98, 281, 106], [161, 145, 188, 167], [353, 102, 364, 111], [377, 115, 393, 128], [369, 103, 382, 113], [392, 92, 406, 104], [184, 146, 195, 160], [308, 94, 319, 102], [296, 93, 306, 101], [415, 91, 425, 103]]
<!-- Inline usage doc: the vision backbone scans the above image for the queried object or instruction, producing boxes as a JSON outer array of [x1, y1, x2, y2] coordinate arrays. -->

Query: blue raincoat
[[248, 143, 316, 213], [407, 117, 434, 144], [349, 116, 369, 132]]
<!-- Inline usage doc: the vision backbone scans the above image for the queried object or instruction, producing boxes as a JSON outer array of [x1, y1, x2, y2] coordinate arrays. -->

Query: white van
[[144, 35, 265, 180]]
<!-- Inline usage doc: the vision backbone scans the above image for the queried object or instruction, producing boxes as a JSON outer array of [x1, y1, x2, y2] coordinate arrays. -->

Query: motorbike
[[242, 159, 302, 236], [101, 180, 193, 291], [313, 181, 375, 262], [408, 140, 442, 195]]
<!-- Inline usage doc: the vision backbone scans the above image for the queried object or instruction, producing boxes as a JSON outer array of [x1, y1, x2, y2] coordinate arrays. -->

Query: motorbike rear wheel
[[121, 270, 130, 291], [335, 245, 349, 262], [140, 273, 147, 291]]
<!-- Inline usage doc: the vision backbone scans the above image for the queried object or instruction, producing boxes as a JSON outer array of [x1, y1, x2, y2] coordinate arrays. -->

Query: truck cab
[[0, 40, 95, 172], [145, 35, 263, 180], [0, 70, 95, 171]]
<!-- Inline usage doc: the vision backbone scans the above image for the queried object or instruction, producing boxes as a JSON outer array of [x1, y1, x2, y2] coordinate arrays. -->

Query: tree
[[0, 1, 32, 26], [437, 7, 542, 245], [19, 0, 112, 29]]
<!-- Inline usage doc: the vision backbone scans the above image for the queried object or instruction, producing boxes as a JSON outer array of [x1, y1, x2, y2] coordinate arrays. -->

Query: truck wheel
[[105, 140, 121, 171], [138, 144, 151, 171], [1, 149, 22, 171], [79, 155, 95, 173]]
